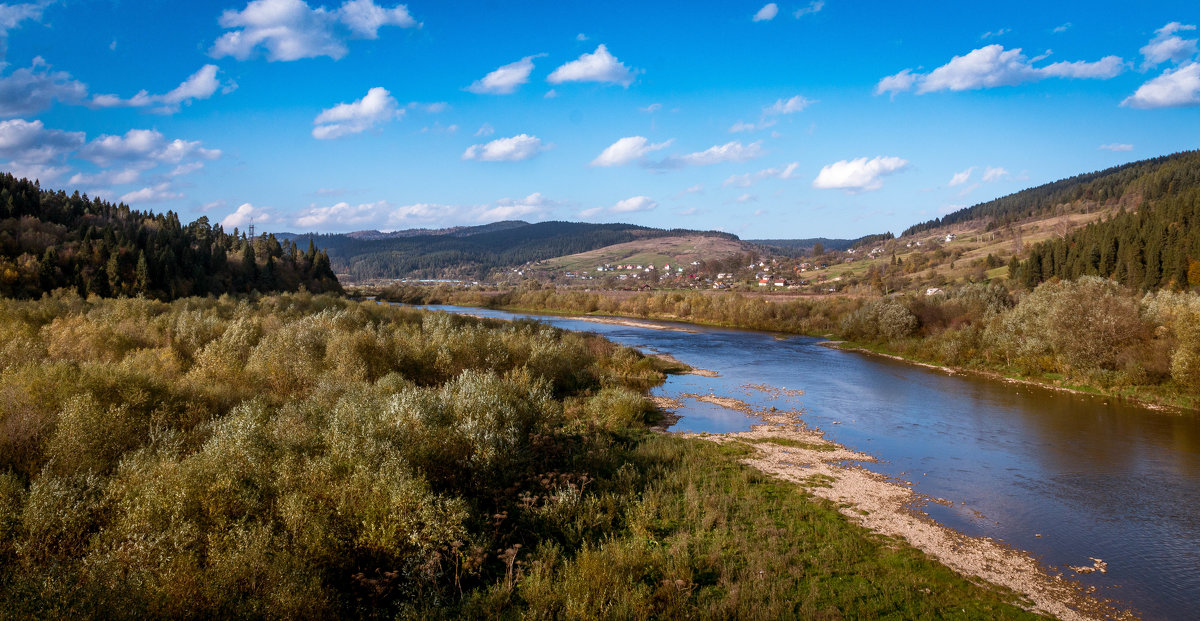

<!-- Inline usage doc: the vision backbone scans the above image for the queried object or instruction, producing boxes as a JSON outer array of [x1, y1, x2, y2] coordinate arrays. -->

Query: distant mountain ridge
[[289, 221, 740, 281]]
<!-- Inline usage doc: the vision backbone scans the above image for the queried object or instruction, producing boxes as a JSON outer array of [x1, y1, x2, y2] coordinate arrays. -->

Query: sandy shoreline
[[662, 394, 1134, 621], [569, 315, 698, 333]]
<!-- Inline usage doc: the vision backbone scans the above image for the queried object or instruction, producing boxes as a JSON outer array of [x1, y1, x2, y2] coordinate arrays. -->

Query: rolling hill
[[289, 222, 740, 282]]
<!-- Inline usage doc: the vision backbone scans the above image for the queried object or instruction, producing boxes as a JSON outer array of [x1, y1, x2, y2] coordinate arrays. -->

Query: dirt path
[[664, 395, 1134, 621]]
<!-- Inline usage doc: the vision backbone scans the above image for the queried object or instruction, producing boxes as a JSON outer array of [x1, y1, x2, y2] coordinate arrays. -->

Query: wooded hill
[[290, 222, 740, 281], [904, 151, 1200, 236], [0, 174, 341, 299], [1013, 152, 1200, 291]]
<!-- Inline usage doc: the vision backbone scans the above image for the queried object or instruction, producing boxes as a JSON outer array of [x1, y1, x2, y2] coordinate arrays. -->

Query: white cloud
[[543, 89, 558, 98], [878, 45, 1125, 95], [547, 44, 635, 87], [474, 123, 495, 137], [312, 86, 401, 139], [0, 118, 84, 165], [753, 3, 778, 22], [723, 162, 799, 187], [462, 134, 545, 162], [948, 167, 974, 186], [981, 28, 1010, 40], [467, 55, 541, 94], [674, 184, 703, 198], [92, 64, 230, 114], [576, 206, 603, 219], [222, 202, 272, 228], [408, 101, 447, 113], [734, 193, 756, 204], [0, 118, 82, 181], [0, 1, 47, 56], [576, 33, 588, 42], [474, 192, 556, 221], [640, 103, 662, 113], [610, 195, 657, 213], [1099, 143, 1133, 152], [120, 182, 183, 205], [68, 167, 143, 187], [1053, 23, 1072, 34], [793, 0, 823, 18], [79, 129, 220, 168], [294, 199, 390, 228], [664, 140, 764, 167], [763, 95, 814, 115], [1140, 22, 1197, 69], [337, 0, 416, 38], [982, 166, 1008, 182], [1122, 62, 1200, 108], [591, 135, 672, 167], [0, 59, 87, 117], [211, 0, 418, 62], [875, 68, 918, 96], [812, 156, 908, 192]]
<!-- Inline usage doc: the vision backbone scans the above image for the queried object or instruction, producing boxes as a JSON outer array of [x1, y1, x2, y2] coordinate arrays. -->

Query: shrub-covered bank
[[376, 278, 1200, 411], [0, 292, 1036, 618]]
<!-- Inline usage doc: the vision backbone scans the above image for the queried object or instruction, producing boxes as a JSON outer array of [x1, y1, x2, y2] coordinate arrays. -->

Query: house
[[944, 234, 957, 243]]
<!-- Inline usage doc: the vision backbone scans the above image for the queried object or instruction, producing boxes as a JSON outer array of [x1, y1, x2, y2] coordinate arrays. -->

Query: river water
[[426, 305, 1200, 620]]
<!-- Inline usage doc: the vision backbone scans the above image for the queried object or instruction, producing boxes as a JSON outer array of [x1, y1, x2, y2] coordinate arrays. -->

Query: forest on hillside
[[292, 222, 740, 281], [0, 174, 341, 299], [904, 150, 1200, 235]]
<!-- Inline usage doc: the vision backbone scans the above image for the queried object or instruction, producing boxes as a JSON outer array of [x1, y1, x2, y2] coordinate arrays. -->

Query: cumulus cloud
[[0, 58, 88, 117], [312, 86, 401, 139], [92, 64, 230, 114], [948, 167, 974, 186], [1123, 62, 1200, 109], [793, 0, 823, 18], [474, 192, 556, 221], [1140, 22, 1197, 69], [0, 119, 216, 188], [0, 119, 84, 178], [467, 55, 542, 94], [0, 1, 48, 58], [876, 45, 1124, 95], [462, 134, 545, 162], [1099, 143, 1133, 151], [294, 199, 390, 228], [610, 195, 657, 213], [812, 156, 908, 192], [723, 162, 799, 187], [658, 140, 764, 168], [752, 3, 778, 22], [729, 119, 776, 133], [222, 202, 273, 228], [590, 135, 672, 166], [79, 129, 221, 168], [982, 166, 1008, 182], [211, 0, 418, 62], [763, 95, 814, 115], [547, 44, 635, 87], [119, 182, 183, 205]]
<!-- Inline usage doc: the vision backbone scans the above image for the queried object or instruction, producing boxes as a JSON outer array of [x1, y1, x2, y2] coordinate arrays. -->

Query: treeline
[[0, 174, 341, 299], [291, 221, 740, 281], [1014, 181, 1200, 291], [380, 279, 1200, 407], [904, 150, 1200, 235], [749, 232, 894, 256]]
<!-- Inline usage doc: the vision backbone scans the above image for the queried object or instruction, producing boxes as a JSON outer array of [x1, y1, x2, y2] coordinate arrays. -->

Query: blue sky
[[3, 0, 1199, 239]]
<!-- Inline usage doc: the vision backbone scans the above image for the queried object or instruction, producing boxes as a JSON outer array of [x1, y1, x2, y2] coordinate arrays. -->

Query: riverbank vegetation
[[376, 277, 1200, 410], [0, 292, 1037, 618]]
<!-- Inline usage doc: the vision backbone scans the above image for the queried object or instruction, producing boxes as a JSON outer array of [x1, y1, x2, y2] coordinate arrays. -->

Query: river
[[426, 305, 1200, 620]]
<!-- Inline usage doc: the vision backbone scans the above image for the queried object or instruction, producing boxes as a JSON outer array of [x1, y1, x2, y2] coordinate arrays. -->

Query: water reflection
[[424, 305, 1200, 620]]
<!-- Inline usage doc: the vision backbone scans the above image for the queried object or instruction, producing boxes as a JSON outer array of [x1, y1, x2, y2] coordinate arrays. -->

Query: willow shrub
[[0, 291, 673, 618]]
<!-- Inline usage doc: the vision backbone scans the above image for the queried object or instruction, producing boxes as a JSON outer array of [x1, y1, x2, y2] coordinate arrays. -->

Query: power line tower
[[248, 218, 255, 239]]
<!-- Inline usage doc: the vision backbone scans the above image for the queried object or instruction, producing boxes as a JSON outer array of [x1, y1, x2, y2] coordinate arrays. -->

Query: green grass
[[742, 436, 837, 451], [443, 435, 1041, 619]]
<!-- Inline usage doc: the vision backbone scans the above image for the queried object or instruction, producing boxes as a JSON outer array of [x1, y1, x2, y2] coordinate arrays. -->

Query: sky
[[2, 0, 1200, 239]]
